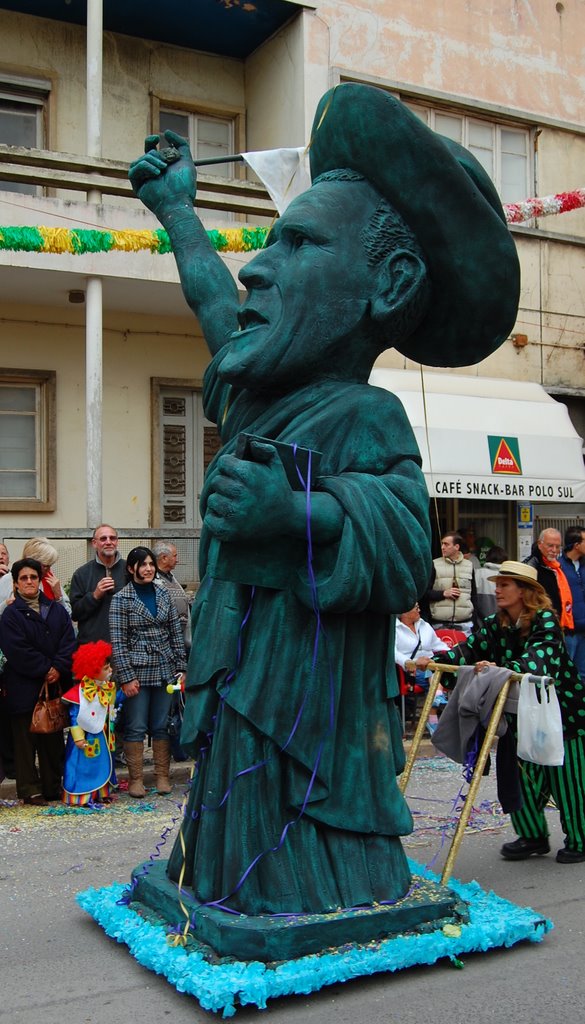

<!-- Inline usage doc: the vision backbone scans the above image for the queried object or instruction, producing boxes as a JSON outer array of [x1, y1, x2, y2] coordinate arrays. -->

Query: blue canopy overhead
[[0, 0, 309, 59]]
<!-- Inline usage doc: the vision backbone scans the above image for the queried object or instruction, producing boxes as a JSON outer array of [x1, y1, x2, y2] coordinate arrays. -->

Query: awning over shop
[[369, 369, 585, 503]]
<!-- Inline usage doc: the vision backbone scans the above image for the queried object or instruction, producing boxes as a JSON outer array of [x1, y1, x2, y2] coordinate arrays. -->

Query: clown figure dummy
[[62, 641, 117, 805]]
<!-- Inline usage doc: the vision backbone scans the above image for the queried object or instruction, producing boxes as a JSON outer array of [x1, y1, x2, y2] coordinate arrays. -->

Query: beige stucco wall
[[246, 11, 330, 150], [316, 0, 585, 126], [0, 303, 208, 531], [245, 18, 307, 151]]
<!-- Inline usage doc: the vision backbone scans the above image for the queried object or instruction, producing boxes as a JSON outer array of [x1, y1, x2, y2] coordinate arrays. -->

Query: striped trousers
[[511, 735, 585, 853]]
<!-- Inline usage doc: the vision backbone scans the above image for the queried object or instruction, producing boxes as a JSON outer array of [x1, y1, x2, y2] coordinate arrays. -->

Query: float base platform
[[77, 859, 551, 1018]]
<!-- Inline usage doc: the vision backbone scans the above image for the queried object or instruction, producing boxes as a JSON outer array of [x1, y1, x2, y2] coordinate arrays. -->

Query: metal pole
[[85, 0, 103, 528], [193, 154, 244, 168], [400, 662, 461, 791]]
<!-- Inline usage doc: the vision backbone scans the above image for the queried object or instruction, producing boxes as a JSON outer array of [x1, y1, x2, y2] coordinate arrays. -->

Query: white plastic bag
[[516, 674, 564, 766]]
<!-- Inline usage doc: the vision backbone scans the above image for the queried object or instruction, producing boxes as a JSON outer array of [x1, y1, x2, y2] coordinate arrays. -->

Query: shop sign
[[429, 478, 578, 500], [488, 436, 522, 475]]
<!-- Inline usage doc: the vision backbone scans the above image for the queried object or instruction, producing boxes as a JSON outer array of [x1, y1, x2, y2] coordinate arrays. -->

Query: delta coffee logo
[[487, 436, 522, 476]]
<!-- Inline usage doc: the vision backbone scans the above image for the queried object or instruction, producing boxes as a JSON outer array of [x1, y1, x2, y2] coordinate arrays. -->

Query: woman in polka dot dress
[[439, 560, 585, 864]]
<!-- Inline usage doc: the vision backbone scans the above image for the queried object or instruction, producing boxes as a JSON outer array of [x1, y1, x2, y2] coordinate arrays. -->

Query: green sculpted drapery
[[166, 361, 431, 914]]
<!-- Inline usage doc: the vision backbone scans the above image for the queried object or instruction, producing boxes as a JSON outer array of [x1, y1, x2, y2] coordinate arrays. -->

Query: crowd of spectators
[[0, 528, 192, 803]]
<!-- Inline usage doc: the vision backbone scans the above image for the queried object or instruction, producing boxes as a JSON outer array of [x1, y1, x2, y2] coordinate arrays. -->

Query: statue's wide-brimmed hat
[[487, 560, 545, 593], [308, 83, 520, 368]]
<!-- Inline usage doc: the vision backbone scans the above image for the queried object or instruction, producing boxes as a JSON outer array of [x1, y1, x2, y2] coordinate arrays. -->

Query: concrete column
[[85, 0, 103, 527], [85, 276, 103, 528], [86, 0, 103, 185]]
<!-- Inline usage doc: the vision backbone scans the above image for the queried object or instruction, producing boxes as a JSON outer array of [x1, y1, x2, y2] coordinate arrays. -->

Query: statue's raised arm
[[129, 130, 239, 356]]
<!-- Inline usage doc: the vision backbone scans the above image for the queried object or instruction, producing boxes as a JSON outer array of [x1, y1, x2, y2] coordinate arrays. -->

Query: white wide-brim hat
[[488, 560, 545, 592]]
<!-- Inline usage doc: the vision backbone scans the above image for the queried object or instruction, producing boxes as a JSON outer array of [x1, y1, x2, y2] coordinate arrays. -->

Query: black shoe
[[501, 836, 550, 860], [556, 847, 585, 864], [23, 794, 48, 807]]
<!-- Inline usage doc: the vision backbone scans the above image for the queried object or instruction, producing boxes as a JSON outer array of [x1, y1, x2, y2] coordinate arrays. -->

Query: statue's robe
[[167, 352, 431, 915]]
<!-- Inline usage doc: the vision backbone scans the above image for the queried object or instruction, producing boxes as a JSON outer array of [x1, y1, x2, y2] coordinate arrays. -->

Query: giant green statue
[[129, 83, 519, 955]]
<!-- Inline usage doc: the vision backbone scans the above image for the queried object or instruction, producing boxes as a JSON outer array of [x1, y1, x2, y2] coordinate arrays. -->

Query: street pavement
[[1, 745, 584, 1024]]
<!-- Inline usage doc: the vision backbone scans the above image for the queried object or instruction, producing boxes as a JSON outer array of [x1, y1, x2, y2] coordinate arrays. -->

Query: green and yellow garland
[[0, 225, 269, 255]]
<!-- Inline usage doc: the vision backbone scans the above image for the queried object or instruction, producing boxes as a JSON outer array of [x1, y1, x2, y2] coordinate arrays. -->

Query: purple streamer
[[185, 442, 338, 923]]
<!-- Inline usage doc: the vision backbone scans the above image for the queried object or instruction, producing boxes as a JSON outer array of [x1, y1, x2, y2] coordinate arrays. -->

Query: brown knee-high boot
[[123, 740, 146, 798], [152, 738, 172, 795]]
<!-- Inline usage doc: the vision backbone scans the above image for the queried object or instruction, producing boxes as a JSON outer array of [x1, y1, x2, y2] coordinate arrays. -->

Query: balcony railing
[[0, 144, 275, 218]]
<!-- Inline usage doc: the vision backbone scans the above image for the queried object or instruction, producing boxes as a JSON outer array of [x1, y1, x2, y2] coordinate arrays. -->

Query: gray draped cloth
[[432, 665, 523, 813], [433, 665, 515, 762]]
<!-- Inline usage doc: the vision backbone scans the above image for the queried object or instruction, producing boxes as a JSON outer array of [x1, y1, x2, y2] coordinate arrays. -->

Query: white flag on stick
[[242, 147, 311, 215]]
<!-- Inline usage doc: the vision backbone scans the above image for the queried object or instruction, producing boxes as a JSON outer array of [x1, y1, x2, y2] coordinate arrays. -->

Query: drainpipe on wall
[[85, 0, 104, 529]]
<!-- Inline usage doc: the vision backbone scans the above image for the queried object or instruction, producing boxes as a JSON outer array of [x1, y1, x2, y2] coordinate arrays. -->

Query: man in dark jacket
[[0, 558, 76, 804], [560, 525, 585, 681], [524, 528, 574, 630], [69, 524, 126, 644]]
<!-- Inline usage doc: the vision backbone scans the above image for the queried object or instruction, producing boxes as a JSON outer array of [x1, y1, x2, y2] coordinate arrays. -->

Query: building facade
[[0, 0, 584, 580]]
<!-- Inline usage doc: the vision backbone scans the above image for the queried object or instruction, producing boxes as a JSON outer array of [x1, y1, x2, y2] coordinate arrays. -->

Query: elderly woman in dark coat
[[0, 558, 75, 805]]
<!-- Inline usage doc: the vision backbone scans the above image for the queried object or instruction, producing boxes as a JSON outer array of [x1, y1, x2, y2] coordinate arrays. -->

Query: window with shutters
[[151, 380, 222, 530], [0, 369, 56, 510], [0, 75, 50, 196]]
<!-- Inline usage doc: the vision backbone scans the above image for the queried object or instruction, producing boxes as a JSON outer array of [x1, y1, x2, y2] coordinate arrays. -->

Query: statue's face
[[218, 179, 381, 391]]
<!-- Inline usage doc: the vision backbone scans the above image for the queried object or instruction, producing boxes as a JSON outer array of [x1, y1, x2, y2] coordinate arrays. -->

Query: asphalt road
[[1, 750, 583, 1024]]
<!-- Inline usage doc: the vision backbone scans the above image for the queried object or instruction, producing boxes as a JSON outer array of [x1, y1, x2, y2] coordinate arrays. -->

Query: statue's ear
[[370, 249, 427, 324]]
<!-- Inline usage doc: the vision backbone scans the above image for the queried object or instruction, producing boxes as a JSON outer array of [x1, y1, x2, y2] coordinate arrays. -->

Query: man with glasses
[[70, 525, 127, 644], [524, 528, 574, 631]]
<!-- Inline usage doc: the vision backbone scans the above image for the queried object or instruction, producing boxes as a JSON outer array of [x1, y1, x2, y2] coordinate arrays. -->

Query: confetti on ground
[[403, 755, 557, 852], [0, 792, 182, 841], [410, 755, 463, 774], [404, 798, 509, 851]]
